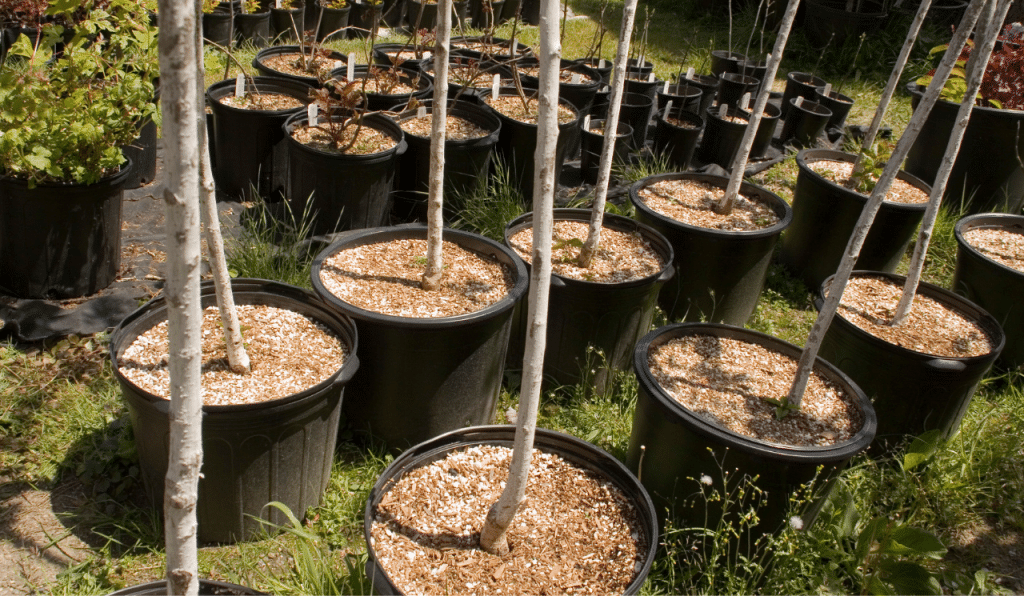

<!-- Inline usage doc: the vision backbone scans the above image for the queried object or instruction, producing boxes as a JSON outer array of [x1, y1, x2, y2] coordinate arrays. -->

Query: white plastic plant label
[[718, 103, 728, 119], [417, 105, 427, 118], [571, 73, 581, 85], [583, 114, 591, 130], [795, 96, 805, 108], [491, 74, 500, 100], [347, 54, 356, 81], [664, 100, 673, 119], [823, 83, 833, 97], [685, 67, 695, 80], [275, 0, 281, 7], [308, 103, 318, 127], [234, 74, 244, 98], [740, 92, 751, 111], [663, 81, 669, 93], [599, 59, 606, 68], [647, 72, 655, 82], [334, 60, 343, 70]]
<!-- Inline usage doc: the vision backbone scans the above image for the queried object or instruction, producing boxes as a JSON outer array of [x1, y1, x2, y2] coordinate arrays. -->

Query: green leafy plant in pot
[[0, 0, 158, 299]]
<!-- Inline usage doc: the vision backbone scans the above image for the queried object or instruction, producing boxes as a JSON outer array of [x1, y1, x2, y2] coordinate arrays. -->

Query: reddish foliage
[[955, 23, 1024, 110]]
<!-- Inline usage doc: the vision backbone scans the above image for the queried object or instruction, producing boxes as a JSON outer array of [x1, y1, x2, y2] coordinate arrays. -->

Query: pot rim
[[206, 76, 311, 116], [815, 88, 854, 104], [310, 225, 529, 327], [283, 111, 406, 159], [0, 156, 133, 189], [655, 108, 704, 129], [954, 213, 1024, 278], [819, 270, 1006, 362], [503, 208, 675, 289], [392, 98, 502, 143], [629, 172, 794, 238], [633, 321, 878, 458], [787, 71, 827, 87], [795, 148, 932, 212], [787, 98, 833, 117], [483, 87, 581, 127], [109, 278, 360, 414], [906, 81, 1024, 116], [363, 424, 659, 596]]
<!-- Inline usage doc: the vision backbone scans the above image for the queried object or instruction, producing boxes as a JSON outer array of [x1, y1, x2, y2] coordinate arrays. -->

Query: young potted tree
[[0, 2, 158, 299]]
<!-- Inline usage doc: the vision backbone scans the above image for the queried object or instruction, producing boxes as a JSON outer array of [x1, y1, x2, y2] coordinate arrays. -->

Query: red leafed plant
[[918, 22, 1024, 110]]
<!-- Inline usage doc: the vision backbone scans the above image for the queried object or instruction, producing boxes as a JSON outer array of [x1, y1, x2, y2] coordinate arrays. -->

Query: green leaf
[[928, 43, 951, 57], [865, 574, 897, 595], [886, 526, 946, 559], [855, 517, 890, 563], [878, 561, 943, 595], [902, 429, 942, 471]]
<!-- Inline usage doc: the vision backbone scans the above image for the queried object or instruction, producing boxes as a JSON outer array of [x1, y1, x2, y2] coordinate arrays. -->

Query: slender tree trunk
[[161, 1, 203, 594], [577, 0, 639, 268], [892, 0, 1011, 325], [197, 11, 250, 374], [852, 0, 933, 175], [423, 0, 452, 291], [717, 0, 801, 214], [785, 0, 987, 408], [479, 0, 561, 557]]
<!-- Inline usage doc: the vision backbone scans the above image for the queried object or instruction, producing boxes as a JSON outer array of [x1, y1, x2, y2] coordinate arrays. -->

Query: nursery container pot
[[716, 72, 759, 109], [202, 8, 234, 47], [709, 49, 746, 78], [678, 72, 718, 116], [697, 103, 778, 168], [580, 119, 632, 185], [253, 45, 347, 88], [780, 98, 832, 148], [656, 82, 703, 116], [108, 579, 266, 595], [328, 64, 433, 112], [316, 4, 350, 42], [780, 71, 825, 118], [235, 11, 271, 48], [270, 6, 304, 40], [652, 109, 704, 171], [618, 91, 656, 151], [348, 0, 383, 38], [814, 87, 855, 133], [802, 0, 887, 49]]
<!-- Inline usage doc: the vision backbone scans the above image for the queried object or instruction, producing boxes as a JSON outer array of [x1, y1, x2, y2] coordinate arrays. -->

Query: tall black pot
[[310, 227, 528, 453], [656, 82, 703, 115], [815, 88, 854, 133], [716, 72, 759, 109], [348, 0, 382, 38], [121, 87, 160, 190], [780, 71, 825, 118], [802, 0, 887, 48], [253, 45, 348, 88], [364, 426, 659, 595], [709, 49, 746, 77], [316, 5, 350, 41], [372, 42, 433, 72], [679, 72, 718, 116], [780, 98, 832, 148], [580, 118, 632, 185], [391, 99, 502, 222], [270, 6, 303, 41], [618, 91, 655, 151], [406, 0, 469, 29], [904, 82, 1024, 215], [778, 149, 930, 291], [816, 271, 1004, 451], [202, 9, 234, 47], [953, 213, 1024, 370], [503, 209, 675, 391], [697, 103, 778, 168], [652, 109, 704, 171], [235, 11, 270, 47], [627, 322, 876, 536], [207, 76, 311, 202], [630, 173, 793, 325], [283, 112, 406, 235], [0, 162, 131, 299], [111, 279, 360, 543]]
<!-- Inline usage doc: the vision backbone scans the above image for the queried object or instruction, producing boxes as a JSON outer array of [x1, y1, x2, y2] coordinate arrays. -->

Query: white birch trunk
[[852, 0, 933, 174], [718, 0, 801, 214], [161, 0, 203, 594], [785, 0, 987, 408], [422, 0, 452, 291], [577, 0, 639, 268], [892, 0, 1011, 325], [479, 0, 561, 557]]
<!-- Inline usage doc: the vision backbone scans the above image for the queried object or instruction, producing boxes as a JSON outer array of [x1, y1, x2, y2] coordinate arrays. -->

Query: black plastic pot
[[624, 73, 661, 105], [372, 42, 433, 72], [470, 0, 504, 28], [817, 271, 1003, 450], [679, 72, 718, 116], [348, 0, 382, 38], [779, 149, 930, 291], [904, 82, 1024, 215], [365, 425, 659, 594], [780, 98, 832, 148], [504, 209, 675, 391], [716, 72, 759, 109], [108, 579, 266, 595], [406, 0, 468, 29], [0, 162, 131, 299], [316, 5, 350, 41], [450, 35, 532, 62], [484, 88, 580, 201], [953, 213, 1024, 370], [656, 82, 702, 115], [391, 99, 501, 222], [380, 0, 407, 27], [516, 58, 602, 115], [630, 173, 793, 325], [234, 12, 270, 47], [925, 0, 967, 27], [122, 86, 160, 190], [111, 278, 360, 543], [311, 227, 528, 453], [207, 76, 311, 202], [626, 322, 876, 535], [815, 88, 854, 133], [780, 71, 826, 119], [652, 109, 703, 171], [710, 49, 746, 77], [580, 119, 632, 185], [698, 103, 779, 168], [270, 6, 303, 40], [624, 57, 655, 80], [739, 58, 768, 97], [253, 45, 347, 88], [284, 112, 406, 235], [618, 91, 655, 151], [328, 64, 432, 112], [419, 57, 509, 102], [202, 9, 234, 47], [802, 0, 887, 48]]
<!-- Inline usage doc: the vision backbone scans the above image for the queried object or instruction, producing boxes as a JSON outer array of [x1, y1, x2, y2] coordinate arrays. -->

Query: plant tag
[[664, 100, 673, 119], [234, 74, 244, 98], [571, 72, 581, 84], [308, 103, 318, 127], [491, 74, 500, 100], [740, 92, 751, 111], [718, 103, 728, 119], [347, 54, 356, 80], [275, 0, 281, 7], [685, 67, 695, 80], [663, 81, 669, 93], [583, 114, 591, 130], [823, 83, 832, 96], [334, 60, 343, 70], [510, 36, 516, 53], [599, 58, 606, 68], [795, 96, 804, 108], [647, 72, 655, 82], [417, 105, 427, 118]]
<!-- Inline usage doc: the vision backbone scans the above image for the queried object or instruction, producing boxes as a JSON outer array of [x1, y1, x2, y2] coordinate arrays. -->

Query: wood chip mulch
[[484, 95, 576, 125], [218, 92, 305, 111], [290, 123, 397, 155], [516, 66, 596, 84], [963, 227, 1024, 273], [662, 115, 700, 129], [637, 178, 780, 231], [261, 53, 336, 79], [117, 305, 348, 406], [836, 275, 998, 358], [371, 445, 646, 595], [507, 221, 665, 283], [648, 335, 864, 446], [318, 238, 515, 318], [809, 160, 929, 204], [399, 114, 489, 139]]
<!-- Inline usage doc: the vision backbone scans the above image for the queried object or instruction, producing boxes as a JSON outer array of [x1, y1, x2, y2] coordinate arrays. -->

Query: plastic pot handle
[[925, 358, 967, 373], [335, 354, 361, 386], [395, 138, 408, 156], [549, 275, 567, 289], [813, 295, 824, 311], [658, 264, 676, 284]]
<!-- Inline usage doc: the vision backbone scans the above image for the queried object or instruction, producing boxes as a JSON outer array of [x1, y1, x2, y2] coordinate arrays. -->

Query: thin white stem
[[422, 0, 452, 291], [577, 0, 639, 268]]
